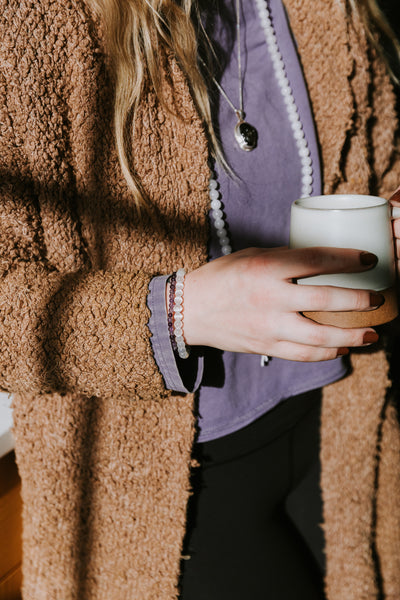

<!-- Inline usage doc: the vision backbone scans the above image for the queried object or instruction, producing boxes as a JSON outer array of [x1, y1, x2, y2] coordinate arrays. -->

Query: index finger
[[275, 247, 377, 280]]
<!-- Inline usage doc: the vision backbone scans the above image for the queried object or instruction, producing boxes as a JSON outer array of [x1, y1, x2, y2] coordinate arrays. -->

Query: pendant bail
[[235, 109, 245, 121]]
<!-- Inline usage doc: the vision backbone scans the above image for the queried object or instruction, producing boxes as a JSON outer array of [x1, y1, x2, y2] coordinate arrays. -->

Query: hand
[[390, 187, 400, 273], [183, 246, 381, 362]]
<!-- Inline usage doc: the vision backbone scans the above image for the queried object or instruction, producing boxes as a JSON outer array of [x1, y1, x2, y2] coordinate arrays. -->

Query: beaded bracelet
[[167, 268, 190, 359]]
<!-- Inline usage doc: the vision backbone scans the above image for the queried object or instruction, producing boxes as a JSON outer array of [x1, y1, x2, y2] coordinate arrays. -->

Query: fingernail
[[337, 347, 349, 357], [369, 292, 384, 308], [360, 252, 378, 266], [363, 331, 379, 344]]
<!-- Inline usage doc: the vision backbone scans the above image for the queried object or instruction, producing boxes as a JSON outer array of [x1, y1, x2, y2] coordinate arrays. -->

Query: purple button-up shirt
[[147, 0, 347, 442]]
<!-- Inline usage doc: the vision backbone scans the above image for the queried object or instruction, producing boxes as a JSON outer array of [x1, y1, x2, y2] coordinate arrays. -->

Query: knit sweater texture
[[1, 0, 400, 598]]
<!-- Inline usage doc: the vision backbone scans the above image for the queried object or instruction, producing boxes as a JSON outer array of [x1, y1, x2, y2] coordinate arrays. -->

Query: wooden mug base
[[303, 286, 398, 328]]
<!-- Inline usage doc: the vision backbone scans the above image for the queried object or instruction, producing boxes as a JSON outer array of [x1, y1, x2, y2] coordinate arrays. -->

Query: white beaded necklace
[[208, 0, 313, 364]]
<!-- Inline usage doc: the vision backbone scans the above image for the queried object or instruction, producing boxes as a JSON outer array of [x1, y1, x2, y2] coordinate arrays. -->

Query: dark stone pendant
[[234, 120, 258, 151]]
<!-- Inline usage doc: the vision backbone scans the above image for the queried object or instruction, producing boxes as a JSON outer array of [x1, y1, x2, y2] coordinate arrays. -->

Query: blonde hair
[[351, 0, 400, 79], [88, 0, 216, 212], [88, 0, 399, 212]]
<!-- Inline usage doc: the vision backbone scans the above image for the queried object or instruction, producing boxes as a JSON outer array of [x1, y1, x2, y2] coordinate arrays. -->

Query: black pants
[[180, 389, 326, 600]]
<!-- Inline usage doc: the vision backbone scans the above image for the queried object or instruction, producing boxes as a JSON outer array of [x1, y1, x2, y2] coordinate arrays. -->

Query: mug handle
[[392, 206, 400, 219]]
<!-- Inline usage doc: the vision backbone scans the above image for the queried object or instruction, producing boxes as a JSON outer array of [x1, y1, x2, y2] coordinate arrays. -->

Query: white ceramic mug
[[289, 194, 400, 327]]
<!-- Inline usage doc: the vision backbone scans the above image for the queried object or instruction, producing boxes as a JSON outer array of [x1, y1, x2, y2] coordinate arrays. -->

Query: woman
[[1, 0, 400, 598]]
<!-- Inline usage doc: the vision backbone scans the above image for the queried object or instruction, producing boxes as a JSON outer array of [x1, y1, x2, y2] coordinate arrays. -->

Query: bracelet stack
[[167, 268, 190, 359]]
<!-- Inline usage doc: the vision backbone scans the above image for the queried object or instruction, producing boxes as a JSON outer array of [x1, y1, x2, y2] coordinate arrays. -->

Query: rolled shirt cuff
[[147, 275, 203, 393]]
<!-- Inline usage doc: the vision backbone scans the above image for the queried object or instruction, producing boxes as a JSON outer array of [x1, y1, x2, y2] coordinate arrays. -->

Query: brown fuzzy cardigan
[[1, 0, 400, 598]]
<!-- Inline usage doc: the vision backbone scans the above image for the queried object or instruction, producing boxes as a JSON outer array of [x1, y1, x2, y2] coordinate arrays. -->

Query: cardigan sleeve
[[0, 260, 168, 402], [0, 113, 169, 403], [0, 1, 211, 403], [0, 186, 170, 401]]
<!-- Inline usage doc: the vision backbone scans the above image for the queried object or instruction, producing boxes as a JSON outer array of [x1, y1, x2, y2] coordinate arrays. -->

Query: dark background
[[379, 0, 400, 32], [378, 0, 400, 80]]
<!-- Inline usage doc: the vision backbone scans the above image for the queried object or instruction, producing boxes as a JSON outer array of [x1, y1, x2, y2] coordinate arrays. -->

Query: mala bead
[[209, 178, 232, 256], [256, 0, 313, 199], [169, 269, 190, 360]]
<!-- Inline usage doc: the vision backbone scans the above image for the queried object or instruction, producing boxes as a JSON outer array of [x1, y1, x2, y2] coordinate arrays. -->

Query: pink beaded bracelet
[[167, 268, 190, 359]]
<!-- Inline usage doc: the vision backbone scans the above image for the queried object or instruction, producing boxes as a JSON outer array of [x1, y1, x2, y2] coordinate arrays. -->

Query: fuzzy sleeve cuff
[[0, 264, 169, 401]]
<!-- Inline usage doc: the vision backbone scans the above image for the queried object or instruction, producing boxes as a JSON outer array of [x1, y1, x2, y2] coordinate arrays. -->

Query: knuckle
[[302, 247, 324, 269], [311, 287, 330, 310], [294, 346, 314, 362], [349, 329, 367, 347], [308, 327, 327, 347], [353, 291, 369, 311], [339, 328, 365, 348], [294, 343, 338, 362], [240, 251, 272, 278], [321, 348, 339, 361]]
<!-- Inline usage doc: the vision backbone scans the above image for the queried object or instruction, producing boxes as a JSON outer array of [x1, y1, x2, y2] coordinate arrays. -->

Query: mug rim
[[293, 194, 387, 211]]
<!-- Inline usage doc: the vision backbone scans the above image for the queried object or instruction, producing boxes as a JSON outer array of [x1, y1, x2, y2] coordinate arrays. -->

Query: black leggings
[[179, 389, 326, 600]]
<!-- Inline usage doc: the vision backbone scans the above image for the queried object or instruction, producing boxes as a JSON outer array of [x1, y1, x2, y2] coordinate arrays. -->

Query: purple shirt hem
[[197, 360, 347, 442]]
